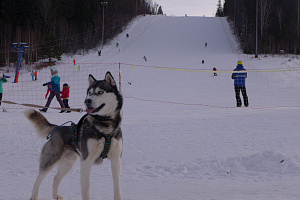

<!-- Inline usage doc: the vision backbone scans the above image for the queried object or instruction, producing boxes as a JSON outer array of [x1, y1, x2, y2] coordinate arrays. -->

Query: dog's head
[[85, 71, 122, 116]]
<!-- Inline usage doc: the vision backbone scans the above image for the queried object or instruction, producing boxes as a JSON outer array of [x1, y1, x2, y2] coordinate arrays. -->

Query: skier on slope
[[232, 61, 248, 107]]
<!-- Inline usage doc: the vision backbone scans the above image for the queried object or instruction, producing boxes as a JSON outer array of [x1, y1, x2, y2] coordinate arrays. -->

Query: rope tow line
[[153, 67, 300, 73], [0, 100, 83, 112]]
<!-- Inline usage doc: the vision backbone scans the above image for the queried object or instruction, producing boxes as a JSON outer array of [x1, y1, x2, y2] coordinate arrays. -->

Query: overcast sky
[[152, 0, 222, 17]]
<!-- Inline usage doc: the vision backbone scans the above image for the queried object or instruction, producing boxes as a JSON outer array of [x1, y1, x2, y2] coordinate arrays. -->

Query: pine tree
[[157, 6, 163, 15], [38, 32, 62, 63], [216, 0, 224, 17]]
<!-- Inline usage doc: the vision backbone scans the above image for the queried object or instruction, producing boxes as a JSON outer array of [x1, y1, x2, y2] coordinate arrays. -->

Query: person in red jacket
[[45, 85, 51, 99], [213, 67, 217, 76], [61, 83, 71, 112], [34, 70, 37, 80]]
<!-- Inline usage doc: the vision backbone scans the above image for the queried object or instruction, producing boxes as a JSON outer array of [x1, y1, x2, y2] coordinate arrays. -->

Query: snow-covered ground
[[1, 15, 300, 200]]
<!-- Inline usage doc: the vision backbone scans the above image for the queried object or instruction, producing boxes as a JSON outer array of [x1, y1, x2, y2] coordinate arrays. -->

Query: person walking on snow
[[73, 59, 76, 65], [40, 65, 65, 113], [143, 55, 147, 61], [34, 70, 37, 80], [232, 61, 248, 107], [213, 67, 217, 76], [61, 83, 71, 113], [31, 70, 35, 81], [0, 73, 8, 108]]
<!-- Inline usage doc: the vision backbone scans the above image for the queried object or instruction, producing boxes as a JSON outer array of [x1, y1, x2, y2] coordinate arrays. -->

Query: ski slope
[[66, 15, 240, 68], [1, 15, 300, 200]]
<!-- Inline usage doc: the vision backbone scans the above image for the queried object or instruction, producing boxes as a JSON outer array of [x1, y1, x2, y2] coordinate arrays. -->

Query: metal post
[[144, 2, 148, 16], [255, 0, 258, 58], [12, 43, 28, 83], [101, 2, 108, 47], [119, 63, 122, 93]]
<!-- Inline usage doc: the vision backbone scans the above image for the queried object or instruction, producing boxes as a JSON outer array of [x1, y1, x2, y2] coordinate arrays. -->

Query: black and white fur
[[25, 72, 123, 200]]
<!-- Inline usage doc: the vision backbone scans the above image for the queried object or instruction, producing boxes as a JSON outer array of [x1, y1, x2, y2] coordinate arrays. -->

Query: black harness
[[47, 114, 114, 159]]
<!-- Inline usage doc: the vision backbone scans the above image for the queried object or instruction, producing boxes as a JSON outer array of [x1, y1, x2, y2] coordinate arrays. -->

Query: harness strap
[[46, 114, 113, 160], [47, 121, 74, 140], [70, 122, 78, 144], [100, 134, 113, 159]]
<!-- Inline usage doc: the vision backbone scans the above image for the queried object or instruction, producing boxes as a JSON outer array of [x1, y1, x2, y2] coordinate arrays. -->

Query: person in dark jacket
[[40, 65, 65, 113], [232, 61, 248, 107]]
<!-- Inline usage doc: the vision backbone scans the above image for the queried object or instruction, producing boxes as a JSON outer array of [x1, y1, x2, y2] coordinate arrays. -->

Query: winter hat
[[63, 83, 68, 87], [237, 61, 243, 65], [50, 65, 58, 76]]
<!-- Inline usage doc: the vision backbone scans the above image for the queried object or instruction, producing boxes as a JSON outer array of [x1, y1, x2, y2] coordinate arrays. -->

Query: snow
[[1, 15, 300, 200]]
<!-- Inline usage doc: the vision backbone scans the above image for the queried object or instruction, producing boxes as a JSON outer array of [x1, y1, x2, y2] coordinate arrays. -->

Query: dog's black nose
[[85, 99, 92, 105]]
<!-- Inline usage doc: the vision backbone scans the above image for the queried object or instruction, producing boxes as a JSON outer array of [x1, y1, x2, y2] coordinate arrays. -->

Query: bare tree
[[275, 5, 283, 34], [259, 0, 272, 38], [38, 0, 55, 31], [297, 0, 300, 37]]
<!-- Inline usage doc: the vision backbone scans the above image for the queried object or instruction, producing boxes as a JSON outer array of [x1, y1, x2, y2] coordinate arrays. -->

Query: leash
[[47, 121, 76, 140], [0, 100, 83, 112]]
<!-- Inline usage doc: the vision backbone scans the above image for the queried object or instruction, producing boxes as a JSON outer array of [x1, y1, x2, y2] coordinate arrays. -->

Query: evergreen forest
[[0, 0, 162, 65]]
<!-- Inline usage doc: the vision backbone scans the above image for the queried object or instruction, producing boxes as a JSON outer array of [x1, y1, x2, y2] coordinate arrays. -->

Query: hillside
[[1, 15, 300, 200]]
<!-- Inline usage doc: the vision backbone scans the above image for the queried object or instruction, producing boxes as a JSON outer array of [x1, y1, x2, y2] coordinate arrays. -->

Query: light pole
[[255, 0, 258, 58], [144, 2, 148, 16], [101, 2, 108, 47], [136, 0, 137, 16]]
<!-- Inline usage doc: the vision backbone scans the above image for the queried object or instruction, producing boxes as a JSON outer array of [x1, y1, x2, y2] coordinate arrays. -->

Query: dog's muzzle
[[85, 99, 105, 114]]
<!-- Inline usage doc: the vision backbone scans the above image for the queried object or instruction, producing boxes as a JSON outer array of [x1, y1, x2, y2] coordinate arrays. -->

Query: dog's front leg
[[80, 158, 94, 200], [111, 157, 122, 200]]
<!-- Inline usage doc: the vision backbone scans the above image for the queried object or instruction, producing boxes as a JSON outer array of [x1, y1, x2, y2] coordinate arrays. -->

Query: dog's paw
[[114, 194, 122, 200], [53, 194, 64, 200]]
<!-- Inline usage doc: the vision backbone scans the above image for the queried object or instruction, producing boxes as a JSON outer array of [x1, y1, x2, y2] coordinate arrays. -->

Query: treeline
[[223, 0, 300, 55], [0, 0, 162, 65]]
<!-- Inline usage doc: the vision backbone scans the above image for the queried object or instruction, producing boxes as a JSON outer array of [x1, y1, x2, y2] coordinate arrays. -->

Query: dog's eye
[[98, 91, 104, 95]]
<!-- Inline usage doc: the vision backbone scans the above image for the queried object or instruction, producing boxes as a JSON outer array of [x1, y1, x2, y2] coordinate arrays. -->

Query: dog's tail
[[24, 109, 56, 138]]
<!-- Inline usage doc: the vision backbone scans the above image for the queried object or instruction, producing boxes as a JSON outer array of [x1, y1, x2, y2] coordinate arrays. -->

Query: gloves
[[43, 83, 47, 86]]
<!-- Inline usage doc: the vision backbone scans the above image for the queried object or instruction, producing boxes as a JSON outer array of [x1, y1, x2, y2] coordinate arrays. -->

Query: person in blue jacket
[[232, 61, 248, 107], [40, 65, 65, 113]]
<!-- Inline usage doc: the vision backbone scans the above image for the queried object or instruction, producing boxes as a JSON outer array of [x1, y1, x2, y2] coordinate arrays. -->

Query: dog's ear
[[88, 74, 96, 86], [105, 71, 116, 86]]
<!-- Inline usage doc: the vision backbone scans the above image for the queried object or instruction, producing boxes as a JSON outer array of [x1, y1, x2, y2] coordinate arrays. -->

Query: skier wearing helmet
[[232, 61, 249, 107]]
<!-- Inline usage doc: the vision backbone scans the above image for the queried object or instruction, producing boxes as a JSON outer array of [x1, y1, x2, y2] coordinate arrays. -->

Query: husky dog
[[25, 72, 123, 200]]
